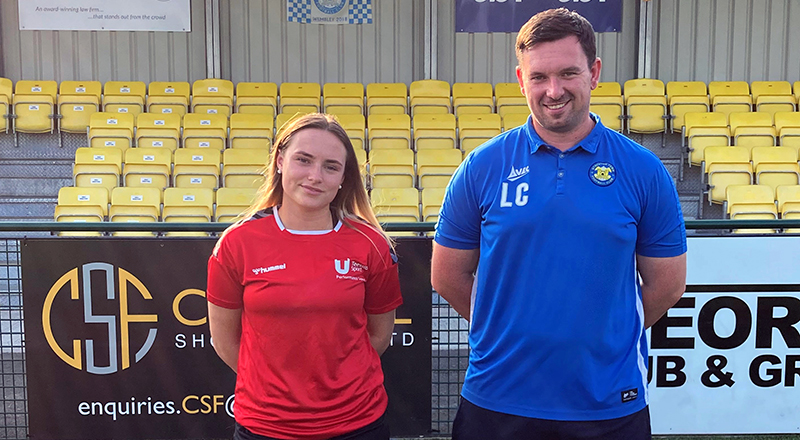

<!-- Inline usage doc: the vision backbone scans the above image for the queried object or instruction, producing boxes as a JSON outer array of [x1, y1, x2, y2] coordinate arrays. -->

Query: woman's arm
[[208, 303, 242, 373], [366, 309, 396, 356]]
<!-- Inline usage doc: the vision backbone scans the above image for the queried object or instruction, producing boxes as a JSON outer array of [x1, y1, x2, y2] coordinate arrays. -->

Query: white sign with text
[[18, 0, 191, 32]]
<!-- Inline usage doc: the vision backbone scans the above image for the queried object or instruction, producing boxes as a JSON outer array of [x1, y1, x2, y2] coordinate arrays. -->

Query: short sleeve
[[636, 163, 687, 258], [364, 239, 403, 315], [434, 155, 482, 250], [206, 236, 244, 309]]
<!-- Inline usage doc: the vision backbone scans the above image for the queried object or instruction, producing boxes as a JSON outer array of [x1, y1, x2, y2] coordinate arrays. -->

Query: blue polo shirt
[[435, 114, 686, 421]]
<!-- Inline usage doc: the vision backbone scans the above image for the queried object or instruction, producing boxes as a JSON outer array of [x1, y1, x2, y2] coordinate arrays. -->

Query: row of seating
[[701, 146, 800, 205], [723, 184, 800, 233]]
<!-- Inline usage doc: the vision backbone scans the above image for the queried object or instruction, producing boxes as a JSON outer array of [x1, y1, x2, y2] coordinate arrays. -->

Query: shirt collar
[[522, 112, 604, 155]]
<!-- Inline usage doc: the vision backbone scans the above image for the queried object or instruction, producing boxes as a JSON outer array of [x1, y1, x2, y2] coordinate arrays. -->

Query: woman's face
[[276, 128, 348, 215]]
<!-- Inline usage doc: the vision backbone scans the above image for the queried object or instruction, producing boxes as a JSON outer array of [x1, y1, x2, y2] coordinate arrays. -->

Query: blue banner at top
[[455, 0, 623, 33]]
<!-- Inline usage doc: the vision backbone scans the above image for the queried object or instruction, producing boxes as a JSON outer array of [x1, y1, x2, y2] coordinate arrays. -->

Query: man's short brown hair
[[515, 8, 596, 69]]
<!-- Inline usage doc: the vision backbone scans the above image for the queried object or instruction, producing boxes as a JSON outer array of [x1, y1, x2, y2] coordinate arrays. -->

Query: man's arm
[[431, 243, 479, 321], [637, 253, 687, 329], [208, 303, 242, 373], [367, 309, 396, 356]]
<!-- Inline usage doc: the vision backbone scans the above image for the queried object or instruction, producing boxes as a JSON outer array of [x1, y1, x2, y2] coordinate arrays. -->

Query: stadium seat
[[229, 113, 273, 149], [666, 81, 709, 133], [123, 147, 172, 189], [73, 147, 122, 192], [795, 81, 800, 105], [367, 114, 411, 150], [173, 148, 221, 189], [191, 79, 234, 116], [624, 79, 667, 134], [452, 83, 494, 116], [323, 83, 364, 115], [235, 82, 278, 117], [502, 113, 529, 131], [135, 113, 181, 150], [279, 83, 321, 114], [729, 112, 776, 150], [216, 187, 258, 223], [147, 81, 190, 116], [369, 149, 415, 188], [458, 113, 501, 153], [421, 187, 446, 222], [590, 82, 624, 132], [703, 146, 752, 205], [371, 187, 421, 223], [366, 83, 407, 115], [751, 81, 795, 117], [222, 148, 268, 188], [13, 80, 57, 133], [87, 112, 134, 150], [0, 77, 12, 133], [777, 185, 800, 232], [413, 113, 456, 150], [54, 187, 109, 236], [335, 114, 366, 151], [409, 80, 451, 115], [109, 187, 162, 236], [726, 184, 778, 233], [495, 82, 528, 117], [751, 146, 800, 197], [57, 81, 101, 133], [182, 113, 228, 150], [102, 81, 146, 116], [275, 111, 313, 138], [774, 111, 800, 153], [684, 112, 730, 167], [709, 81, 752, 116], [162, 187, 215, 236], [417, 149, 462, 189]]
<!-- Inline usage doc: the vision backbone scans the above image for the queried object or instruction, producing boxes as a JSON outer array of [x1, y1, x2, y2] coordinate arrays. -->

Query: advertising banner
[[22, 238, 431, 439], [455, 0, 623, 33], [18, 0, 192, 32], [287, 0, 373, 25]]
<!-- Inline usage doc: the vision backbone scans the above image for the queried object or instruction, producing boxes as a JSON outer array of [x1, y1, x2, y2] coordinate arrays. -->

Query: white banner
[[649, 236, 800, 434], [18, 0, 192, 32], [287, 0, 372, 25]]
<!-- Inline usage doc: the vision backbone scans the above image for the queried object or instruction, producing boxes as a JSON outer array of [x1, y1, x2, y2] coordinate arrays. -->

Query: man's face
[[516, 35, 601, 138]]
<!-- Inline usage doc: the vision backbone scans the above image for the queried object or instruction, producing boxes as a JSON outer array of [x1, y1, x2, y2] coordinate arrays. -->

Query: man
[[431, 8, 687, 440]]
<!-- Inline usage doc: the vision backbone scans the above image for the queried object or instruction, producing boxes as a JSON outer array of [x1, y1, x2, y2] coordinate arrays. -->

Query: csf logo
[[42, 263, 158, 375]]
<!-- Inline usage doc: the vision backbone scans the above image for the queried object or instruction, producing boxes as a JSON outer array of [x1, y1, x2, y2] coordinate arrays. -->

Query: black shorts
[[452, 397, 651, 440], [233, 412, 389, 440]]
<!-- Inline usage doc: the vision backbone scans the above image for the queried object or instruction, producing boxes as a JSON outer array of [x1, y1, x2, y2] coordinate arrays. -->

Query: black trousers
[[233, 412, 389, 440], [452, 397, 651, 440]]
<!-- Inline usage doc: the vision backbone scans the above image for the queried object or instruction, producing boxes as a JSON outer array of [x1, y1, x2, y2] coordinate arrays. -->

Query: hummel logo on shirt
[[252, 264, 286, 275], [507, 165, 530, 182]]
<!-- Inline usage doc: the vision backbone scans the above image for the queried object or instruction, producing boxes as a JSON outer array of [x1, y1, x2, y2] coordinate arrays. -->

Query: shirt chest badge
[[334, 258, 367, 281], [589, 162, 616, 187]]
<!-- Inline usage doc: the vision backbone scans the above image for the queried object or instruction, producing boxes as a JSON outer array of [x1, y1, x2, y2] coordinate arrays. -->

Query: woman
[[207, 113, 402, 440]]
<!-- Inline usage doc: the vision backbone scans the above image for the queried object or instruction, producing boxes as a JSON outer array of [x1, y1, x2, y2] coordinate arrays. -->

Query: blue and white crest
[[314, 0, 347, 14], [588, 162, 616, 186]]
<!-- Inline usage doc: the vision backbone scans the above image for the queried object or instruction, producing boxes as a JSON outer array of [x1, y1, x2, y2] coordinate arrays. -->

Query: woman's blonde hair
[[219, 113, 392, 247]]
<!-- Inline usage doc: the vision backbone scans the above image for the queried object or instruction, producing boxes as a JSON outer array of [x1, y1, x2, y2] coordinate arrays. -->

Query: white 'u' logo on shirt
[[334, 259, 351, 275]]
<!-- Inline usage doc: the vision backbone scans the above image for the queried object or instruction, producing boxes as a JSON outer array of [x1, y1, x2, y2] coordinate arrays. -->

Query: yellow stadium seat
[[88, 112, 134, 150], [335, 113, 366, 151], [182, 113, 228, 150], [590, 82, 624, 132], [729, 112, 776, 150], [369, 149, 415, 188], [709, 81, 752, 116], [751, 146, 800, 197], [366, 83, 407, 115], [163, 187, 215, 236], [459, 113, 501, 153], [191, 79, 234, 116], [452, 83, 493, 116], [751, 81, 795, 117], [102, 81, 146, 116], [279, 83, 321, 114], [173, 148, 221, 189], [774, 111, 800, 153], [55, 186, 109, 222], [417, 149, 462, 189], [409, 80, 451, 115], [123, 147, 172, 189], [502, 113, 529, 131], [222, 149, 268, 188], [413, 113, 456, 150], [147, 81, 190, 116], [135, 113, 181, 150], [624, 79, 667, 134], [703, 146, 752, 205], [795, 81, 800, 105], [777, 185, 800, 220], [666, 81, 709, 133], [368, 114, 411, 150], [684, 112, 730, 167], [235, 82, 278, 117], [216, 187, 258, 223], [495, 83, 528, 117], [275, 111, 315, 138], [13, 80, 57, 133], [109, 187, 162, 236], [371, 187, 420, 222], [323, 83, 364, 115], [726, 184, 778, 233], [58, 81, 101, 133], [422, 187, 446, 222], [0, 77, 12, 133], [229, 113, 273, 149], [73, 147, 122, 192]]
